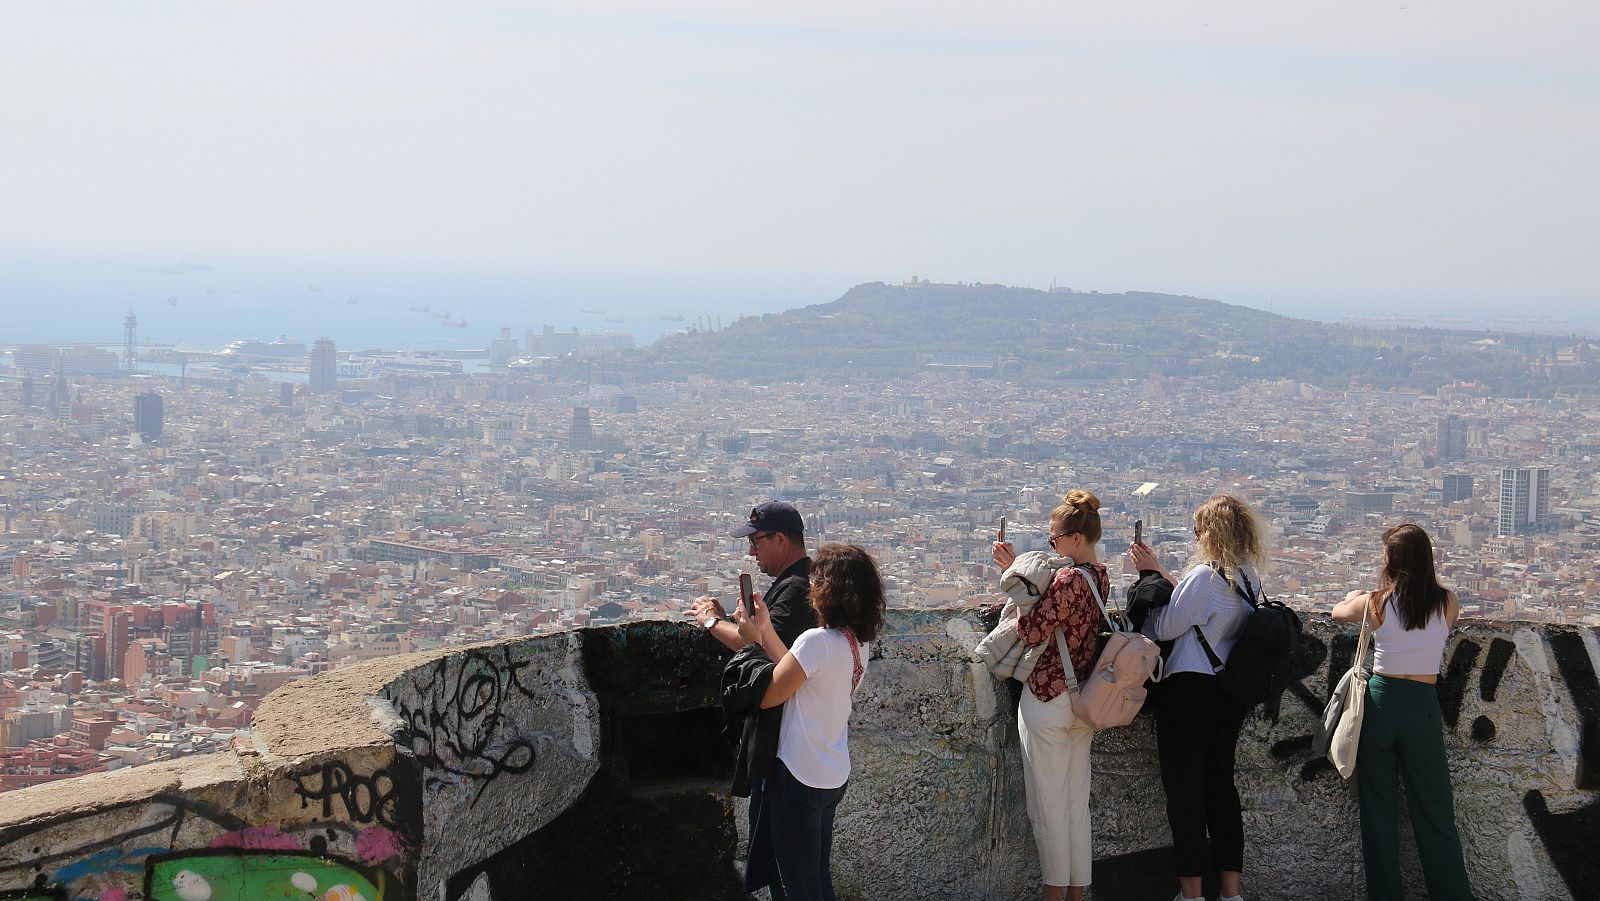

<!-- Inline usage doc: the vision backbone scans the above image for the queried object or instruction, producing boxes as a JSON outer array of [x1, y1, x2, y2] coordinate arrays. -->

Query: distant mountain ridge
[[644, 281, 1595, 394]]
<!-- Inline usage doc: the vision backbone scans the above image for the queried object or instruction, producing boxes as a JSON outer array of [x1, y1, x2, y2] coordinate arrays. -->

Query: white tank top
[[1372, 594, 1450, 676]]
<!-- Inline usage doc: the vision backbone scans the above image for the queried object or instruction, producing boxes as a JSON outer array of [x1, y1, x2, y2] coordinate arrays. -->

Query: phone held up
[[739, 573, 754, 616], [997, 516, 1007, 543], [1134, 519, 1143, 546]]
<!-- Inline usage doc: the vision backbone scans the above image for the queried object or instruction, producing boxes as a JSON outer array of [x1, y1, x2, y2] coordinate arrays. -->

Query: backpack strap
[[1070, 563, 1127, 632], [1215, 563, 1260, 608], [1066, 564, 1161, 683], [1193, 624, 1225, 673], [1192, 564, 1255, 674], [1054, 627, 1080, 694], [1235, 571, 1260, 608], [1049, 564, 1111, 694]]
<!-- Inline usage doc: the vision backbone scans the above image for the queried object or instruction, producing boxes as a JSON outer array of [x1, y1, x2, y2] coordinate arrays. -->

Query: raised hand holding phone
[[736, 591, 770, 645], [738, 573, 754, 616]]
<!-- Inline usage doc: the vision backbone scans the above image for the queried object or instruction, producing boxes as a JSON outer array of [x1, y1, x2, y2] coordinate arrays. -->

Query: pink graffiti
[[209, 825, 304, 851], [102, 889, 127, 901], [355, 825, 407, 862]]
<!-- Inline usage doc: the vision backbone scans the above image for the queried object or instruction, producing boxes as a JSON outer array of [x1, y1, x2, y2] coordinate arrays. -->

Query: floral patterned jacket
[[1017, 562, 1109, 702]]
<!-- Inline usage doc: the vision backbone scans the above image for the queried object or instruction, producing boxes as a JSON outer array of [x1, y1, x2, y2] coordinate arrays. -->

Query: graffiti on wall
[[0, 788, 415, 901], [290, 762, 406, 832], [1256, 625, 1600, 900], [1525, 627, 1600, 899], [1264, 630, 1530, 779], [146, 851, 386, 901], [388, 647, 543, 802]]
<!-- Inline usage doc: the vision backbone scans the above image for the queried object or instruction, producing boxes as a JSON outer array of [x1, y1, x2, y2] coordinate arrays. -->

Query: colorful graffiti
[[0, 789, 415, 901], [146, 852, 385, 901]]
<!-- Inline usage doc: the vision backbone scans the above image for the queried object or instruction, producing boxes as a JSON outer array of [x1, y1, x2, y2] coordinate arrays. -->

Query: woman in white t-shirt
[[737, 543, 885, 901]]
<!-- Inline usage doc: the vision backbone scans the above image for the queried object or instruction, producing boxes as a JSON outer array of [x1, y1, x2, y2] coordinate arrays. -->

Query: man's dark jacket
[[723, 556, 815, 797]]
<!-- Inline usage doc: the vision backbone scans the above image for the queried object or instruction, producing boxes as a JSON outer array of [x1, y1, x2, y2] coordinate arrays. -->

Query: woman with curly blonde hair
[[1130, 494, 1268, 901]]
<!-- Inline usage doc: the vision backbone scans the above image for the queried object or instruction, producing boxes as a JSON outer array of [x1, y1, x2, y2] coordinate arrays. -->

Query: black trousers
[[1155, 671, 1249, 878]]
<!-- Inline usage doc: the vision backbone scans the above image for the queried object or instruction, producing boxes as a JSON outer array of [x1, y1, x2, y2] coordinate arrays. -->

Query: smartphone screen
[[998, 516, 1006, 543], [1134, 520, 1143, 546], [739, 573, 754, 615]]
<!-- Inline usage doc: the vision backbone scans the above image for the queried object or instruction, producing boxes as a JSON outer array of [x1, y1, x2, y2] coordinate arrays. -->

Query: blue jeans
[[767, 759, 848, 901]]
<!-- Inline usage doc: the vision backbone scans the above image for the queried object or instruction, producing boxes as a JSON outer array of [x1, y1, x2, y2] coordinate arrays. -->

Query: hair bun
[[1062, 489, 1101, 513]]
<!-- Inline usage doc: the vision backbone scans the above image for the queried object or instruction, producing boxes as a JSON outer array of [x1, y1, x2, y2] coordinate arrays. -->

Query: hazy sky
[[4, 2, 1597, 323]]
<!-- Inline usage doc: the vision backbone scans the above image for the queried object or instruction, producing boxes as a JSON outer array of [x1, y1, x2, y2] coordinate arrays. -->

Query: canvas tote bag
[[1323, 603, 1374, 778]]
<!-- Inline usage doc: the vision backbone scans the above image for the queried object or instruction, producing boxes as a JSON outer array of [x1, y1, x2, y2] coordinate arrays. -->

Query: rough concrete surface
[[380, 630, 602, 899], [0, 611, 1595, 901]]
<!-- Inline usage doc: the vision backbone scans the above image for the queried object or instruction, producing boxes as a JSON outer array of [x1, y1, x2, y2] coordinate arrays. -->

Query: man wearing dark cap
[[693, 501, 816, 899], [693, 500, 816, 651]]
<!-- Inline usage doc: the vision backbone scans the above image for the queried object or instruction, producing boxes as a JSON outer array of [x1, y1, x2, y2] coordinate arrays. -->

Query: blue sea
[[0, 252, 847, 353]]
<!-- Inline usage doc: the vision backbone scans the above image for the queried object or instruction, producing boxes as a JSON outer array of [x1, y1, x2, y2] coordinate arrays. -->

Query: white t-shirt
[[776, 627, 866, 790]]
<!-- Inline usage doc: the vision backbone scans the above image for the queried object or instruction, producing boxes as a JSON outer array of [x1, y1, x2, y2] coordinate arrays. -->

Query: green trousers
[[1356, 674, 1474, 900]]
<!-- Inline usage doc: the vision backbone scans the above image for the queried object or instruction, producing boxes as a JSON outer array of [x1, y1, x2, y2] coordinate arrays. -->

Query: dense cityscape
[[1, 315, 1596, 791]]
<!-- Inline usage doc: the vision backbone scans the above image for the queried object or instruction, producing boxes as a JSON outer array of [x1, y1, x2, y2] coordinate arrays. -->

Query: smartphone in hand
[[997, 516, 1007, 543], [739, 573, 754, 616], [1134, 520, 1143, 546]]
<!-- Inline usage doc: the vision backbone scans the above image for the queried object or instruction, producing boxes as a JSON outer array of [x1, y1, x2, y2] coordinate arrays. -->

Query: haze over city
[[2, 6, 1599, 901], [4, 1, 1598, 335]]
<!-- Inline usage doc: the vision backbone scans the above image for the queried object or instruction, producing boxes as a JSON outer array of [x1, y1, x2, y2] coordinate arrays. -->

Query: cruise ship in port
[[218, 338, 308, 364]]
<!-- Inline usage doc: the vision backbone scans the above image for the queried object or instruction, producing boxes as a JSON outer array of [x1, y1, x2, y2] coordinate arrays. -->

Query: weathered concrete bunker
[[1, 609, 1596, 900]]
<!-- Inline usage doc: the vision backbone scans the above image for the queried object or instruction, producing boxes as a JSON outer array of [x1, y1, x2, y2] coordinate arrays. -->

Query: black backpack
[[1194, 569, 1302, 723]]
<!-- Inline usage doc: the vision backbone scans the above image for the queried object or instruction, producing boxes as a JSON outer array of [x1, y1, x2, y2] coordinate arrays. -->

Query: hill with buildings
[[646, 280, 1596, 394]]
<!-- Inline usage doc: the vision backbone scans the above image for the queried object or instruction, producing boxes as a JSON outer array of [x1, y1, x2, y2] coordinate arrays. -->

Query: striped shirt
[[1142, 563, 1259, 678]]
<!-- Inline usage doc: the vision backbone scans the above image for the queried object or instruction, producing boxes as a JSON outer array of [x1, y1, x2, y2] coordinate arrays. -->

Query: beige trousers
[[1019, 685, 1095, 888]]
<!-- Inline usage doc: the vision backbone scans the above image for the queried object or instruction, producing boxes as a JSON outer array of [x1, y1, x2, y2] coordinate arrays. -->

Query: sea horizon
[[4, 252, 1596, 355], [0, 252, 847, 353]]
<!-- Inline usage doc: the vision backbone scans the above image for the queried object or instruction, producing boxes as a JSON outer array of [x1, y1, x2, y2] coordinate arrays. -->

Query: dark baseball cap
[[730, 501, 805, 538]]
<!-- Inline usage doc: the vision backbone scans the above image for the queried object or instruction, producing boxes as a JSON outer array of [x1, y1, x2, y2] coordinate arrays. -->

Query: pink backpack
[[1055, 565, 1162, 730]]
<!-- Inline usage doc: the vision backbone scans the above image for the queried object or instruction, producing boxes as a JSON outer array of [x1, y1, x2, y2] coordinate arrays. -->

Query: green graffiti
[[148, 854, 384, 901]]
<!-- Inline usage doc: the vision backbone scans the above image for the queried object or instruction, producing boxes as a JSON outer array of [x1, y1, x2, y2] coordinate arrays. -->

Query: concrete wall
[[1, 611, 1596, 901]]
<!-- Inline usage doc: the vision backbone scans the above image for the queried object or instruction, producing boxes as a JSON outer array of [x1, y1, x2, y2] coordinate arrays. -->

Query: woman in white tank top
[[1332, 524, 1473, 900]]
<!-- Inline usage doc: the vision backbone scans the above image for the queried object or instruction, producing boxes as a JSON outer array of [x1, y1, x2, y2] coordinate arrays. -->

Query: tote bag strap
[[844, 628, 864, 692], [1354, 596, 1374, 675]]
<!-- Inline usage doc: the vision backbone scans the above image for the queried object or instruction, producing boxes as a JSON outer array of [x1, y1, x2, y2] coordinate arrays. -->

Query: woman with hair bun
[[993, 489, 1108, 901], [1129, 494, 1267, 901]]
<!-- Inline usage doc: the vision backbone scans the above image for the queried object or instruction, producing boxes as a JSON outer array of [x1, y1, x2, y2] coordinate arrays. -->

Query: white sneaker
[[1221, 896, 1244, 901]]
